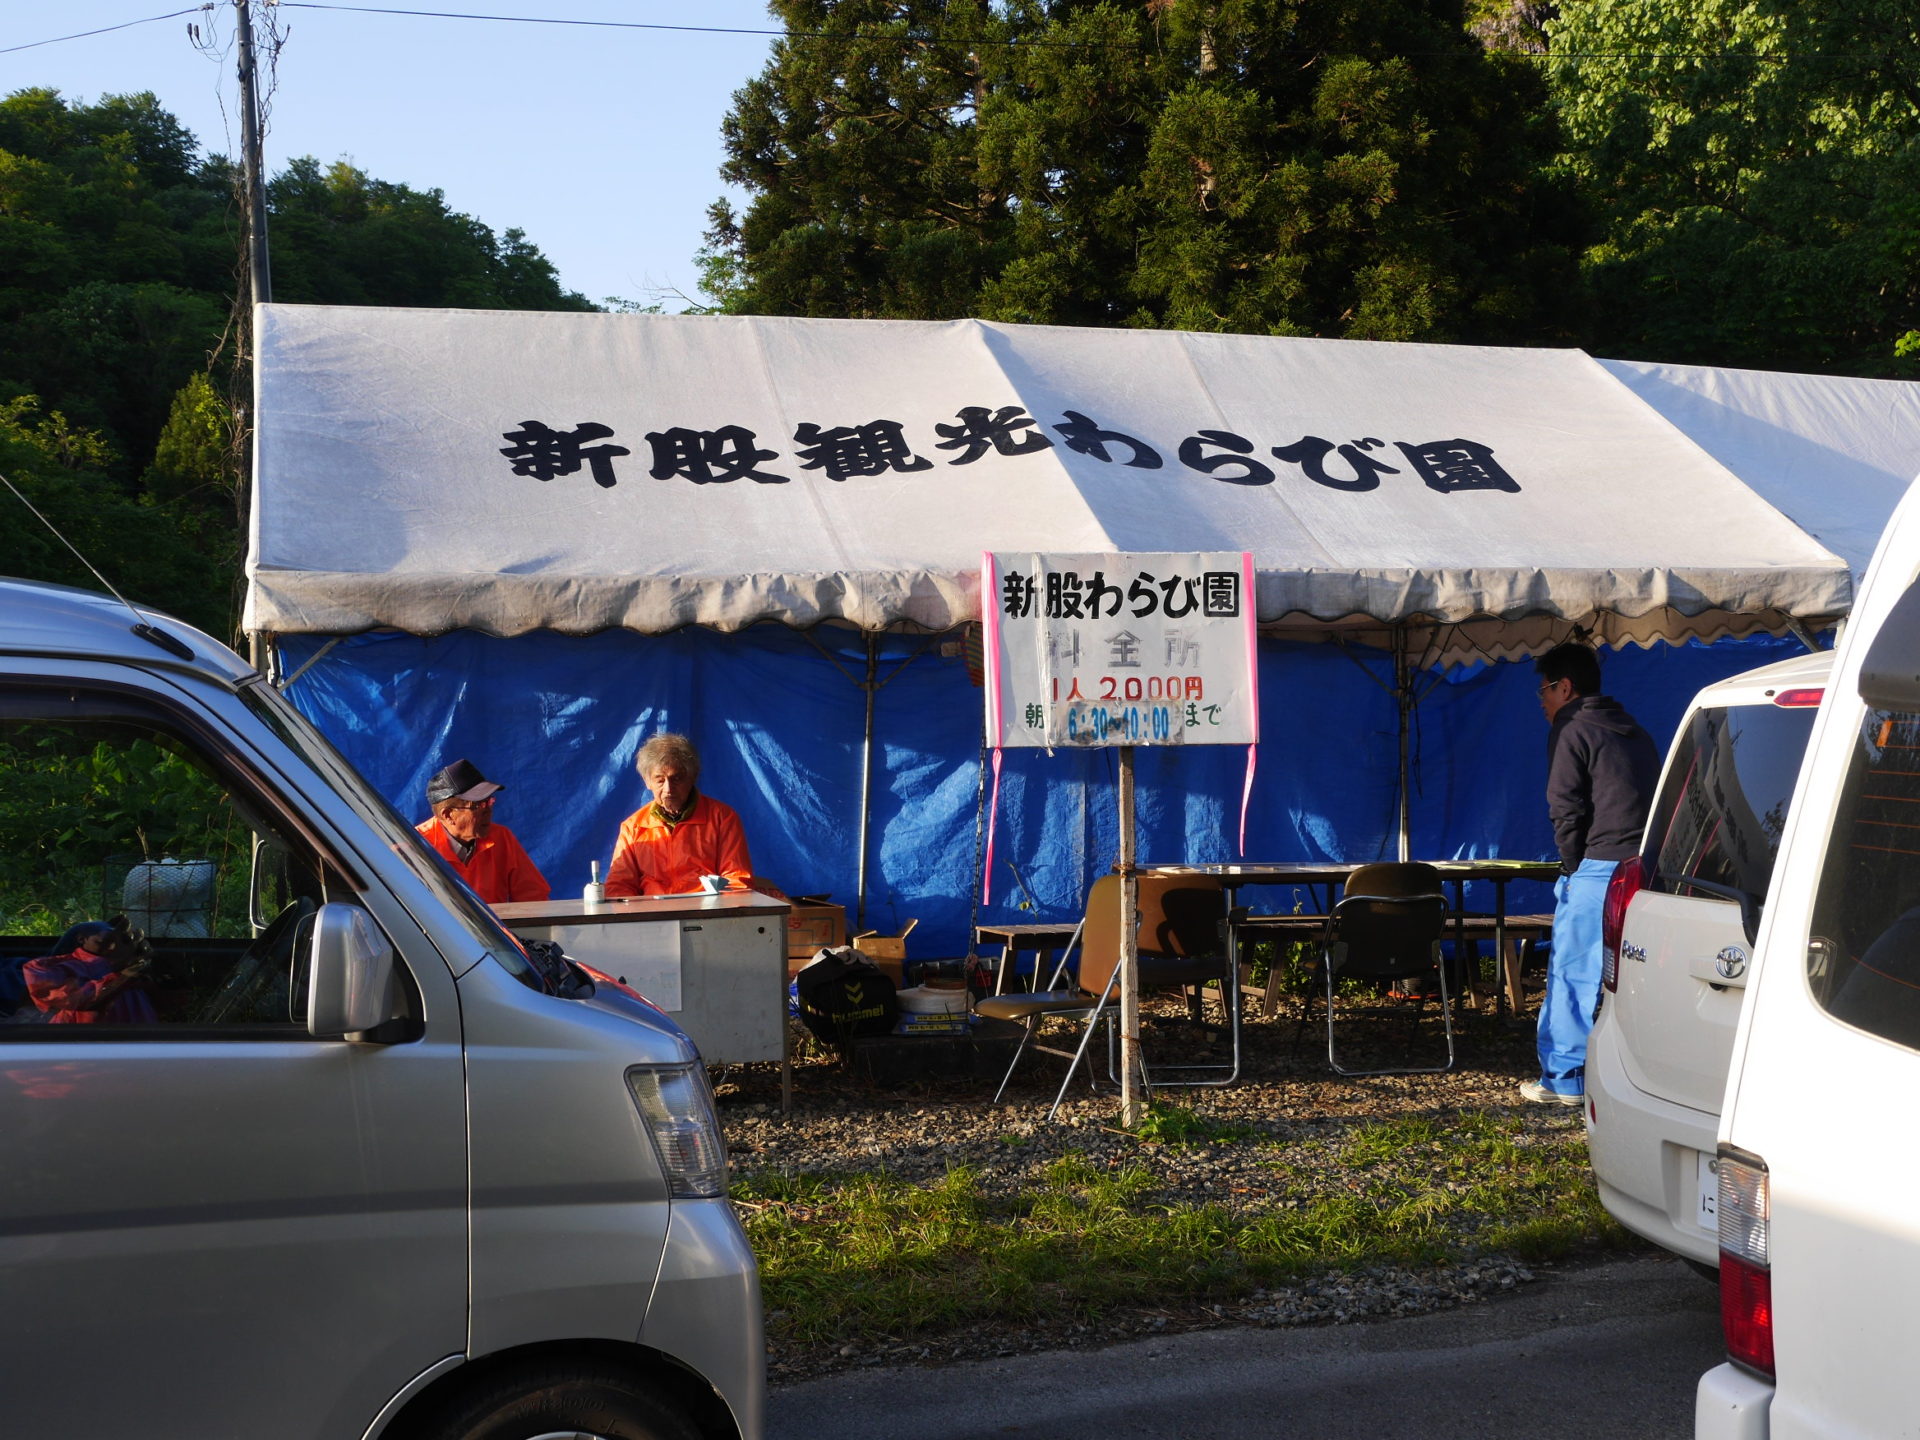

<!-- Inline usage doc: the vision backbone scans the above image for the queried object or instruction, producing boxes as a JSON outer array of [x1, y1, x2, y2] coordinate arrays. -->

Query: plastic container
[[895, 984, 969, 1016], [122, 857, 215, 937]]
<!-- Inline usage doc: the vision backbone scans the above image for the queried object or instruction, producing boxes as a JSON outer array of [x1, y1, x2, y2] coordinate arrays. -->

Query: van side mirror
[[1859, 576, 1920, 709], [307, 902, 398, 1040]]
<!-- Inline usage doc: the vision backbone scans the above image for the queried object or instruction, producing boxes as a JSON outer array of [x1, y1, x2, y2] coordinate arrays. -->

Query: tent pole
[[1395, 627, 1412, 862], [800, 626, 940, 935], [855, 633, 878, 932], [1784, 617, 1824, 654], [965, 727, 987, 961]]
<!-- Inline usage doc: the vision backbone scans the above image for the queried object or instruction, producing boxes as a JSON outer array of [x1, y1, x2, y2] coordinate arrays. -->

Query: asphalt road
[[767, 1255, 1722, 1440]]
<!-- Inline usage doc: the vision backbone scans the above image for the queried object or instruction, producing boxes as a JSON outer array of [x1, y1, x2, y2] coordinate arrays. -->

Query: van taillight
[[1771, 687, 1824, 708], [1601, 856, 1645, 993], [1718, 1151, 1774, 1378]]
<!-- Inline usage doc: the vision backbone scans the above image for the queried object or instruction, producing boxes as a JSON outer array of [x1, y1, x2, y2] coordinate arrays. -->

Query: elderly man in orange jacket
[[605, 733, 781, 898], [416, 758, 551, 904]]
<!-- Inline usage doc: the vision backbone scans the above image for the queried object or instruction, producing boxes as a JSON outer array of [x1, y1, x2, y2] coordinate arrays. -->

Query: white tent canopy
[[249, 306, 1879, 661], [1598, 357, 1920, 582]]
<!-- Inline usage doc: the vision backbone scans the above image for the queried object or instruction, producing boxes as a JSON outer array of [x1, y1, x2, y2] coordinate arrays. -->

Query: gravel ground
[[707, 994, 1617, 1384]]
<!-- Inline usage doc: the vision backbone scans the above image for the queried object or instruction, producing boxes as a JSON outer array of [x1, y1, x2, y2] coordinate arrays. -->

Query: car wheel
[[415, 1363, 702, 1440]]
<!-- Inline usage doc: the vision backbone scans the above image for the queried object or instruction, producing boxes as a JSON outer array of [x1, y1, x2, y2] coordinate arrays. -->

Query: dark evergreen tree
[[707, 0, 1587, 343]]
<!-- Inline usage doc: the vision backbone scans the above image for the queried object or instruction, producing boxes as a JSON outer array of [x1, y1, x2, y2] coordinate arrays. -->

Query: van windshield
[[1642, 701, 1816, 920], [236, 681, 548, 991]]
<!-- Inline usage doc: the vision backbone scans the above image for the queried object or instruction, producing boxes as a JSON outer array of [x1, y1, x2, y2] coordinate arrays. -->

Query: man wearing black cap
[[416, 759, 550, 904], [1521, 642, 1658, 1107]]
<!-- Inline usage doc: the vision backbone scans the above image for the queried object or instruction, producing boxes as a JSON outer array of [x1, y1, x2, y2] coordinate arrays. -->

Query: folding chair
[[974, 918, 1094, 1105], [1313, 861, 1454, 1077], [982, 875, 1237, 1118]]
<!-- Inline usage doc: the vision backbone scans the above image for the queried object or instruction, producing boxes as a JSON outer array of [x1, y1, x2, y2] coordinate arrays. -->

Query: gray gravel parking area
[[708, 996, 1632, 1383]]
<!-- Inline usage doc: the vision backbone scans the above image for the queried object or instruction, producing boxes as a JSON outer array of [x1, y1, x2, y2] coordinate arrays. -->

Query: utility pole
[[234, 0, 272, 672], [235, 0, 271, 307]]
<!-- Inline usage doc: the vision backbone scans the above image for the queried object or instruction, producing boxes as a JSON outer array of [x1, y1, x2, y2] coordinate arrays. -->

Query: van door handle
[[684, 925, 703, 932]]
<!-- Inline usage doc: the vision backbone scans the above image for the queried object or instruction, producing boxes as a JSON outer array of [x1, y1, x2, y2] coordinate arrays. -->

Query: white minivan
[[1586, 652, 1828, 1271], [1698, 473, 1920, 1438], [0, 579, 764, 1440]]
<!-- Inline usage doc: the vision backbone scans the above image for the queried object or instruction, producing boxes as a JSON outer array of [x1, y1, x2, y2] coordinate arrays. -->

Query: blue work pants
[[1536, 857, 1615, 1096]]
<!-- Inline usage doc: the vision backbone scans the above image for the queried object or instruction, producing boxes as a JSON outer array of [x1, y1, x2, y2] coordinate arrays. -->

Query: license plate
[[1696, 1151, 1719, 1232]]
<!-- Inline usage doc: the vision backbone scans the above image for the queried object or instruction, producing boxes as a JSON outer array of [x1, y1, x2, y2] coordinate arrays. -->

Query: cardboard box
[[851, 918, 918, 964], [786, 901, 847, 961]]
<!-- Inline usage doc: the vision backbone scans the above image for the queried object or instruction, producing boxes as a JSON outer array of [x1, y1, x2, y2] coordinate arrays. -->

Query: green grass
[[735, 1108, 1632, 1349], [1131, 1101, 1266, 1146]]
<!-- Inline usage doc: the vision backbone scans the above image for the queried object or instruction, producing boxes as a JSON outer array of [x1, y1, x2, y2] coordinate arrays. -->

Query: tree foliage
[[0, 722, 251, 935], [707, 0, 1586, 343], [144, 371, 235, 515], [0, 86, 591, 635], [0, 89, 233, 460], [0, 395, 234, 638], [1547, 0, 1920, 373], [711, 0, 1920, 372], [268, 157, 592, 311]]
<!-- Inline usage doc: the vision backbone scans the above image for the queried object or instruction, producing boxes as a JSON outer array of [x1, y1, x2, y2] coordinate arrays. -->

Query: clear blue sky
[[0, 1, 780, 307]]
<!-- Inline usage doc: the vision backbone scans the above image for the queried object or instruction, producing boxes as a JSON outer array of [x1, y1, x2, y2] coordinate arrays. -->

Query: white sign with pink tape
[[983, 551, 1259, 749]]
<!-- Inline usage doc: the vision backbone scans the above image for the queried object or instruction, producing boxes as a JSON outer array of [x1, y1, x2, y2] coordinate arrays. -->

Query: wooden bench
[[1229, 911, 1551, 1016], [1430, 913, 1554, 1014], [1231, 914, 1328, 1015]]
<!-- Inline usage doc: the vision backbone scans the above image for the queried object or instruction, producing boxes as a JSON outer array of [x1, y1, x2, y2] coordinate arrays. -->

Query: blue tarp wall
[[279, 628, 1812, 953]]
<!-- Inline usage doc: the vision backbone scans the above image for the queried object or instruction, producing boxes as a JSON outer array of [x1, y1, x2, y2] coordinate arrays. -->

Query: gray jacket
[[1546, 694, 1661, 871]]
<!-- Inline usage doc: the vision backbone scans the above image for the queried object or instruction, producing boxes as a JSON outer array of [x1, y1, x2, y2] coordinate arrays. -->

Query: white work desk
[[493, 890, 792, 1111]]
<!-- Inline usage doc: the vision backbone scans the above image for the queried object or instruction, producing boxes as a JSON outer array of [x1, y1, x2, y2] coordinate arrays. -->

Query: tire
[[415, 1362, 703, 1440]]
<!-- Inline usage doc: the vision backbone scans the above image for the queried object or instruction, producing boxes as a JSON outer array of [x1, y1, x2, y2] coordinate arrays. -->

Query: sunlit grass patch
[[736, 1107, 1634, 1350], [1130, 1101, 1268, 1147]]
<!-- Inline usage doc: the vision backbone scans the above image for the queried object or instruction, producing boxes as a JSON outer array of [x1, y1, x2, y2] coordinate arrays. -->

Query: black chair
[[1313, 861, 1453, 1077]]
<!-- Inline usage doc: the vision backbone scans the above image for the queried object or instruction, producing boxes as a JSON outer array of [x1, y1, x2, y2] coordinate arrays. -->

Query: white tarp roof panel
[[248, 306, 1858, 650], [1599, 358, 1920, 582]]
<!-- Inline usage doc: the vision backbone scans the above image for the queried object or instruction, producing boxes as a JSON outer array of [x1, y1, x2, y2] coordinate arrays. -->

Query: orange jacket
[[23, 948, 158, 1025], [605, 796, 753, 897], [416, 818, 551, 904]]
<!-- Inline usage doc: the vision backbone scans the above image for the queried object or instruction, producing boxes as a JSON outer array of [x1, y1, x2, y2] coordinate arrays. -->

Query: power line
[[0, 5, 213, 57], [277, 1, 1137, 48], [262, 6, 1920, 65], [3, 1, 1907, 69]]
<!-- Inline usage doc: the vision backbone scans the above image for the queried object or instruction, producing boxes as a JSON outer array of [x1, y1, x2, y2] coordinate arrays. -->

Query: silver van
[[0, 579, 763, 1440]]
